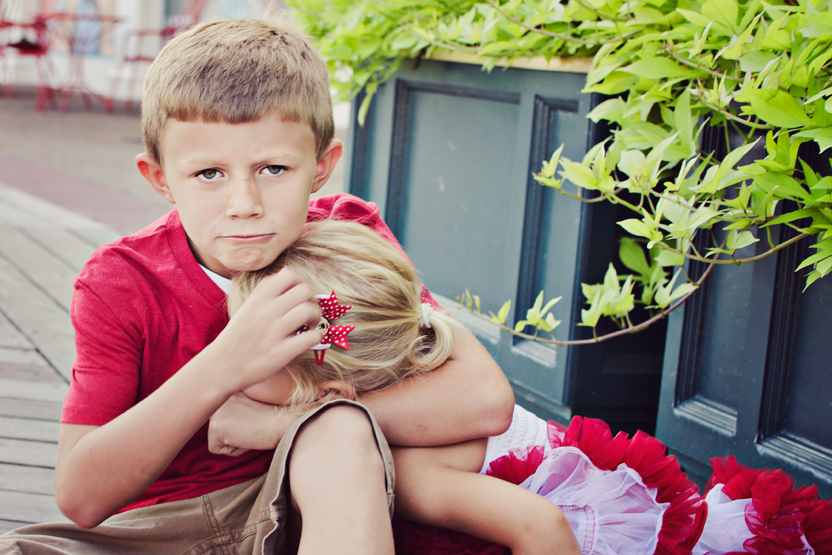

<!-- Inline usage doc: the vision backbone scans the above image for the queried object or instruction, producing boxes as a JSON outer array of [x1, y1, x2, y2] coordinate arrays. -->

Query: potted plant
[[288, 0, 832, 493]]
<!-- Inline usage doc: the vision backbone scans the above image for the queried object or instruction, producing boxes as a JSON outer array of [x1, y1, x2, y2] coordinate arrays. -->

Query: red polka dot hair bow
[[310, 292, 355, 365]]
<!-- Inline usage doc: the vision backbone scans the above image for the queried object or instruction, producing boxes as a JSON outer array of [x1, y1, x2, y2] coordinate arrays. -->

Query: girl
[[226, 219, 831, 555], [228, 218, 580, 555]]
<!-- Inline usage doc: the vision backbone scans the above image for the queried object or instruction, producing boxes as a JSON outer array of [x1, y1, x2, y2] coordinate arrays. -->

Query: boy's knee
[[288, 404, 389, 509], [291, 404, 385, 476]]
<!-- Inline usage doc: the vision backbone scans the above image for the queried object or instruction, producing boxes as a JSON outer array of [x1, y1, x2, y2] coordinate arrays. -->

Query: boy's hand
[[209, 268, 324, 393], [209, 392, 299, 455]]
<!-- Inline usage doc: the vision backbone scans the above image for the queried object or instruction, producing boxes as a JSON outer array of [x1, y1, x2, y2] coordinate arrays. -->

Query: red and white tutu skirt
[[693, 456, 832, 555], [394, 410, 707, 555]]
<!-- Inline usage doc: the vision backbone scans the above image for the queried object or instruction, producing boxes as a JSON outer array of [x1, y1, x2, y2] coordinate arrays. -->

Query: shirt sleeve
[[308, 193, 441, 309], [62, 260, 143, 426]]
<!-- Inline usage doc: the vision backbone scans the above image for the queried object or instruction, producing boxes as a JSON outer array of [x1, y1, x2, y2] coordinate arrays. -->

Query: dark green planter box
[[345, 58, 666, 433], [657, 211, 832, 498]]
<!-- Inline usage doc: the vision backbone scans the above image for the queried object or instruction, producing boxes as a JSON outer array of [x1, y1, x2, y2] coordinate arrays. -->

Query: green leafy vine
[[289, 0, 832, 344]]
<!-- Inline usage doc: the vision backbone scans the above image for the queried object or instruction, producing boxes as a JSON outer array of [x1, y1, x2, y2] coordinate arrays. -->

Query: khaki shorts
[[0, 399, 394, 555]]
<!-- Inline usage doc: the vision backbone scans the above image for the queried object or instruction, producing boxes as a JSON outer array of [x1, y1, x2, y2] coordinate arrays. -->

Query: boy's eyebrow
[[177, 149, 307, 168]]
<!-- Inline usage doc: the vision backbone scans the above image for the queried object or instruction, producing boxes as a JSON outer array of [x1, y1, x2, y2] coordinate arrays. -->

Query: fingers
[[233, 268, 325, 341]]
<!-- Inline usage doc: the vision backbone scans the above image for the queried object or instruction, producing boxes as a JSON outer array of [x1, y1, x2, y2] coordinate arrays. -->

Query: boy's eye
[[197, 168, 222, 181], [261, 165, 286, 176]]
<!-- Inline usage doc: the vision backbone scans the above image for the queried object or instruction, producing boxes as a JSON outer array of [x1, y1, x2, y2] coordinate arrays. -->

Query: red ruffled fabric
[[394, 416, 708, 555], [548, 416, 708, 555], [705, 456, 832, 555], [485, 445, 545, 486]]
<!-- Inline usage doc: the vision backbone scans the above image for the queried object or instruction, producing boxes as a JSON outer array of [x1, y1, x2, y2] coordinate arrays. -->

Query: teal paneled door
[[346, 59, 666, 432]]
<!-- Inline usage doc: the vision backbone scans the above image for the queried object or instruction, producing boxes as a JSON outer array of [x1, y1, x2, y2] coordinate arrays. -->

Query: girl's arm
[[208, 322, 514, 454], [359, 322, 514, 446], [393, 441, 581, 555]]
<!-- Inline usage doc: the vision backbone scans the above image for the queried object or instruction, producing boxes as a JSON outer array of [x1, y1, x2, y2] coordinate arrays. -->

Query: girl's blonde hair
[[229, 220, 455, 408]]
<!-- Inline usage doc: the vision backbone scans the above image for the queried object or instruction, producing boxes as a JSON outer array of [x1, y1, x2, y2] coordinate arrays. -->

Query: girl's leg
[[393, 442, 581, 555]]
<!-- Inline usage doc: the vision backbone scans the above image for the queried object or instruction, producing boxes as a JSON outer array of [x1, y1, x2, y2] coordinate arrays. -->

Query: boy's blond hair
[[141, 18, 334, 164], [229, 220, 455, 409]]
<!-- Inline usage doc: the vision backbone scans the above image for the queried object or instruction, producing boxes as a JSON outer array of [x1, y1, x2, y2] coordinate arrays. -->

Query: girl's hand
[[208, 392, 299, 456]]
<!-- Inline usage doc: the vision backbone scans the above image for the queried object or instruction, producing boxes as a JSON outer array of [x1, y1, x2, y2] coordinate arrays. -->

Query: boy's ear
[[136, 153, 176, 205], [317, 379, 355, 401], [311, 139, 343, 194]]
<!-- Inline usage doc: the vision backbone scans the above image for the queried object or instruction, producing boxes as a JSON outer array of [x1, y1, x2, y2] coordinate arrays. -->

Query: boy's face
[[137, 113, 341, 278]]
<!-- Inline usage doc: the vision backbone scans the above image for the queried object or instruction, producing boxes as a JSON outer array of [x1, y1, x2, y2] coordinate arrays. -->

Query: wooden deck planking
[[0, 491, 68, 525], [0, 416, 61, 443], [0, 183, 119, 532], [0, 399, 64, 422], [0, 463, 56, 495], [0, 438, 58, 469], [0, 227, 78, 310], [0, 359, 60, 383], [0, 316, 31, 351], [0, 253, 76, 382]]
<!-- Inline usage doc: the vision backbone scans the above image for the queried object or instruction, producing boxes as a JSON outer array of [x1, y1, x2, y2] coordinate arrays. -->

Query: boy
[[0, 18, 513, 555]]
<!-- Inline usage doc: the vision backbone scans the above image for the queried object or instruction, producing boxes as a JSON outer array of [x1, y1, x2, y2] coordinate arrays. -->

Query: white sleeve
[[481, 404, 549, 473]]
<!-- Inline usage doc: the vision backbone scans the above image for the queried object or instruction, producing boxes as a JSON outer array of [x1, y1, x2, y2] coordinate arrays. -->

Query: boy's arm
[[359, 322, 514, 446], [393, 442, 581, 555], [55, 270, 324, 528], [207, 322, 513, 454]]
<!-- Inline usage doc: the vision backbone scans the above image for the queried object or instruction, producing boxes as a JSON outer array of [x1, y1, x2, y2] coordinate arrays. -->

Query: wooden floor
[[0, 182, 120, 533]]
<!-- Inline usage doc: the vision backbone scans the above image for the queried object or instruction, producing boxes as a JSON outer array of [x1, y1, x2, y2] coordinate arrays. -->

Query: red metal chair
[[106, 0, 208, 112], [0, 0, 58, 110]]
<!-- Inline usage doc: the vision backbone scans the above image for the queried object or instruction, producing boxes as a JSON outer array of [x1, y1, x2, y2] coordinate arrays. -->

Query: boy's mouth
[[224, 234, 274, 243]]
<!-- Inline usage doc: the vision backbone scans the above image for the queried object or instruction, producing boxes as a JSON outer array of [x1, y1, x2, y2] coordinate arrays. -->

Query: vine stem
[[460, 262, 716, 346], [695, 94, 772, 130], [663, 44, 742, 82], [658, 231, 808, 265]]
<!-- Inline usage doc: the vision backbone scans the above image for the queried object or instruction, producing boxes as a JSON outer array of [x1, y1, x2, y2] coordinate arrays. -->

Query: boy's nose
[[226, 177, 263, 219]]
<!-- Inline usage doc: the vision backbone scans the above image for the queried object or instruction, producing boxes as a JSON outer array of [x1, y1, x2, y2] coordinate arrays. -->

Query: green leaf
[[719, 13, 760, 60], [674, 90, 694, 153], [544, 313, 562, 331], [753, 172, 810, 201], [795, 128, 832, 154], [540, 144, 564, 178], [617, 150, 648, 180], [745, 89, 813, 128], [726, 229, 759, 251], [580, 288, 618, 328], [739, 50, 779, 73], [489, 300, 511, 324], [801, 12, 832, 38], [587, 98, 629, 124], [619, 238, 651, 276], [702, 0, 738, 33], [654, 270, 697, 307], [559, 159, 598, 189], [655, 249, 686, 267], [811, 176, 832, 190], [677, 8, 728, 34], [692, 139, 759, 194], [619, 58, 700, 80], [618, 218, 653, 240]]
